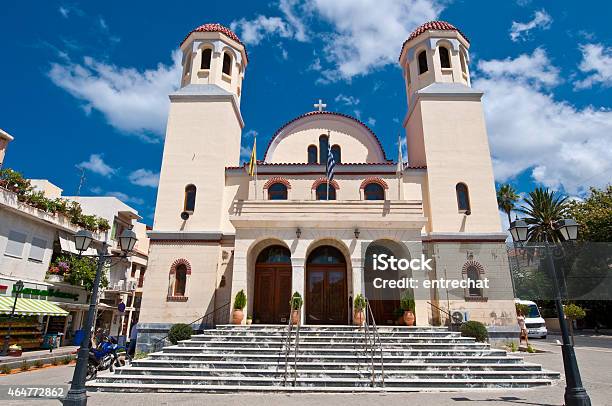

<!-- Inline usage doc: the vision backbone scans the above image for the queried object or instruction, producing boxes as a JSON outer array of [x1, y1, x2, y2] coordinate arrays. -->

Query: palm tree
[[518, 187, 569, 242], [496, 183, 520, 224]]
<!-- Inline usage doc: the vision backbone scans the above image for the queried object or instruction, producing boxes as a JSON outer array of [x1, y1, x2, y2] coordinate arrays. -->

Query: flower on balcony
[[48, 266, 61, 275]]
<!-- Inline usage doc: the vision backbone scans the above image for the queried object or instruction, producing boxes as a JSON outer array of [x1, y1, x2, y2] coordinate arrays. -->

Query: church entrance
[[253, 245, 292, 324], [306, 246, 348, 325]]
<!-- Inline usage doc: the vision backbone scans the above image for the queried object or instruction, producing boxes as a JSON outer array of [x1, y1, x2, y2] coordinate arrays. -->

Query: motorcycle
[[86, 334, 132, 380]]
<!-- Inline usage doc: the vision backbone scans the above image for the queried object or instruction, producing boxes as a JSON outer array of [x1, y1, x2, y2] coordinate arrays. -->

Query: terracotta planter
[[8, 350, 22, 357], [403, 310, 415, 326], [232, 309, 244, 325], [291, 309, 300, 325], [46, 275, 64, 283], [353, 310, 365, 326]]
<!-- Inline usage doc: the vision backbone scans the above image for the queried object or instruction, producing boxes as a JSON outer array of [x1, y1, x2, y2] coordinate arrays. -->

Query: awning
[[0, 297, 69, 316]]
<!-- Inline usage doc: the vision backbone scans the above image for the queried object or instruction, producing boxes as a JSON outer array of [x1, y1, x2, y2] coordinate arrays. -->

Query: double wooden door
[[253, 265, 292, 324], [306, 265, 348, 324]]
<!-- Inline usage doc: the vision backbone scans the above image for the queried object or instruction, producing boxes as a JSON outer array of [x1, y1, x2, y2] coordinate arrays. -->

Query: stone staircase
[[87, 324, 560, 393]]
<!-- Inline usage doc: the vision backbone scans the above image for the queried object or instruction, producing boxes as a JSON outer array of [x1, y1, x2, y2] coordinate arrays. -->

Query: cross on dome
[[313, 99, 327, 112]]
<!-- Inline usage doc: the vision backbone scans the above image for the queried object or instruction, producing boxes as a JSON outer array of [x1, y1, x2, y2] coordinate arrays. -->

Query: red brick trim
[[311, 177, 339, 190], [360, 177, 389, 190], [167, 296, 189, 302], [462, 260, 485, 274], [263, 177, 291, 189], [170, 258, 192, 275], [464, 296, 488, 302]]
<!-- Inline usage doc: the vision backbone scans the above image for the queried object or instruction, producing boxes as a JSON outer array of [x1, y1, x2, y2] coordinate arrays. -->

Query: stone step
[[160, 346, 499, 356], [89, 374, 556, 389], [176, 341, 488, 350], [131, 359, 545, 371], [188, 335, 471, 343], [214, 324, 449, 331], [113, 366, 560, 380], [192, 330, 461, 338]]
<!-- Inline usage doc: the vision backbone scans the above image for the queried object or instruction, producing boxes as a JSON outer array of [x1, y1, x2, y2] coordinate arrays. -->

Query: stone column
[[230, 252, 248, 325], [292, 258, 305, 323]]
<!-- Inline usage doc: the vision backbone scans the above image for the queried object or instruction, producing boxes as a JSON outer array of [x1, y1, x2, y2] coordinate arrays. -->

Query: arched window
[[331, 145, 341, 164], [257, 245, 291, 264], [439, 46, 451, 69], [222, 52, 232, 76], [364, 183, 385, 200], [184, 184, 196, 213], [418, 50, 428, 74], [268, 183, 288, 200], [316, 183, 336, 200], [174, 264, 187, 296], [460, 51, 467, 74], [201, 48, 212, 70], [319, 135, 329, 164], [456, 183, 471, 213], [466, 265, 482, 297], [183, 53, 192, 77], [308, 145, 318, 164]]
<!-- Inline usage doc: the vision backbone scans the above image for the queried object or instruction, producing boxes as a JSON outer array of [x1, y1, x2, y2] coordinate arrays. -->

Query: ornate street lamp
[[63, 229, 138, 406], [1, 280, 25, 355], [509, 218, 591, 406]]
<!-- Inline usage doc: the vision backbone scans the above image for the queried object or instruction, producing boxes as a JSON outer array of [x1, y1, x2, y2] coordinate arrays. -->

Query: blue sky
[[1, 1, 611, 225]]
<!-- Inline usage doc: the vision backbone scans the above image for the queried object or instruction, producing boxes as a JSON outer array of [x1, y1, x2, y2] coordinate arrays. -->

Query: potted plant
[[232, 289, 247, 324], [400, 291, 416, 326], [290, 292, 303, 325], [246, 315, 252, 325], [353, 294, 367, 326], [8, 344, 22, 357]]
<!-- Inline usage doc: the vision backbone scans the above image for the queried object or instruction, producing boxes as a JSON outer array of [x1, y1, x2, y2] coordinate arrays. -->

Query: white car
[[515, 299, 547, 339]]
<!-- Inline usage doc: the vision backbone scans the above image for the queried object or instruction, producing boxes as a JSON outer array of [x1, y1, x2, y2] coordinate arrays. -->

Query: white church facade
[[138, 21, 517, 350]]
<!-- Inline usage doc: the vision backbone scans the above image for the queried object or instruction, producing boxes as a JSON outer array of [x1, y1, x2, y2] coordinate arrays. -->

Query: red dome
[[181, 23, 243, 46], [399, 21, 469, 61]]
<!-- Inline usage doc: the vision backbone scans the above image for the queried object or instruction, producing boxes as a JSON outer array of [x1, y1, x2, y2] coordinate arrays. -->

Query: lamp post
[[63, 229, 137, 406], [509, 219, 591, 406], [1, 279, 25, 355]]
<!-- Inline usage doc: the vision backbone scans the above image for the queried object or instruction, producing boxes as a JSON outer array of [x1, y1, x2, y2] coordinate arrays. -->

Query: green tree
[[564, 303, 586, 344], [567, 186, 612, 242], [518, 187, 570, 242], [497, 183, 520, 224]]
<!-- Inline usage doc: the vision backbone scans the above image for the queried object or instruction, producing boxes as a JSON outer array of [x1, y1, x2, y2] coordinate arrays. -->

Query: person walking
[[128, 322, 138, 356], [517, 310, 529, 347]]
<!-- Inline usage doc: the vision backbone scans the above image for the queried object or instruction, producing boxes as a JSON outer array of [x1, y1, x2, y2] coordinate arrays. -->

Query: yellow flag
[[247, 137, 257, 177]]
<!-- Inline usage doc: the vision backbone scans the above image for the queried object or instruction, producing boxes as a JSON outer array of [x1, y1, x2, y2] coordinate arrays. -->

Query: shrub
[[20, 361, 30, 371], [51, 358, 59, 366], [0, 364, 11, 374], [168, 323, 193, 345], [61, 357, 71, 365], [33, 359, 44, 369], [564, 303, 586, 321], [400, 290, 415, 312], [290, 292, 303, 310], [353, 294, 367, 311], [507, 341, 518, 352], [233, 290, 247, 310], [515, 303, 530, 317], [460, 320, 489, 342], [527, 344, 536, 353]]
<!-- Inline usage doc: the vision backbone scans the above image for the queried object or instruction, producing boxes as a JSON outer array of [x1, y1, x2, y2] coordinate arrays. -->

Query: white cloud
[[509, 9, 552, 42], [279, 0, 308, 42], [77, 154, 116, 177], [240, 145, 253, 163], [244, 129, 258, 138], [334, 94, 360, 106], [48, 51, 181, 141], [106, 191, 144, 206], [574, 43, 612, 89], [474, 49, 612, 195], [59, 6, 69, 18], [367, 117, 376, 126], [230, 16, 293, 46], [128, 169, 159, 188]]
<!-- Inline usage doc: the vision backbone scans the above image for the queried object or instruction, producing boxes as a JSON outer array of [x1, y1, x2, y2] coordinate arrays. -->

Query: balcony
[[230, 200, 426, 229]]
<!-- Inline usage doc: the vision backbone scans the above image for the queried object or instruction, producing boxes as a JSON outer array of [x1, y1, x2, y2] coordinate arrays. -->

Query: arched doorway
[[306, 246, 348, 325], [253, 245, 292, 324]]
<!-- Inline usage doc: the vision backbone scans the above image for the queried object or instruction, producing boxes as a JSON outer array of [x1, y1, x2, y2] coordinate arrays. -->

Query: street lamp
[[63, 229, 138, 406], [509, 218, 591, 406], [1, 280, 24, 355]]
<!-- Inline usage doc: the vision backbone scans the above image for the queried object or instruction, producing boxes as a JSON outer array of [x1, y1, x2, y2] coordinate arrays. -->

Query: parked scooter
[[86, 331, 132, 380]]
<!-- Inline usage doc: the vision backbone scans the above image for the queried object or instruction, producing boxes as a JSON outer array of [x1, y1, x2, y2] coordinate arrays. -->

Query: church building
[[138, 21, 517, 350]]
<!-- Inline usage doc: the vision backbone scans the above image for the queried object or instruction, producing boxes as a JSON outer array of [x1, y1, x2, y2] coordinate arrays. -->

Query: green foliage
[[518, 187, 570, 242], [97, 217, 111, 232], [564, 303, 586, 321], [515, 303, 530, 317], [460, 320, 489, 342], [353, 294, 367, 311], [399, 290, 415, 312], [526, 344, 536, 353], [168, 323, 193, 344], [233, 289, 247, 310], [0, 168, 32, 196], [59, 255, 108, 291], [567, 186, 612, 242], [134, 351, 149, 360], [507, 341, 518, 352], [61, 357, 71, 365], [497, 183, 520, 224], [51, 358, 60, 366], [290, 291, 303, 310], [20, 361, 30, 371], [0, 364, 11, 374], [33, 359, 44, 368]]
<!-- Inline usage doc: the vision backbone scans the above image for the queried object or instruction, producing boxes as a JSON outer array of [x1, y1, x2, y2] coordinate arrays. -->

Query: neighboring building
[[0, 129, 13, 168], [138, 21, 517, 350]]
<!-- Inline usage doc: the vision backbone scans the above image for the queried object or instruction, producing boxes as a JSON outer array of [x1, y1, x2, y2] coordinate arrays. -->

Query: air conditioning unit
[[451, 310, 470, 324], [114, 280, 125, 291]]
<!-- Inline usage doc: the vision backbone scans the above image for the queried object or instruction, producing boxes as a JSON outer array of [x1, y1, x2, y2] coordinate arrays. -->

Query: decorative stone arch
[[462, 260, 487, 301], [168, 258, 191, 301], [263, 177, 292, 190], [311, 177, 339, 190], [197, 42, 214, 70], [170, 258, 192, 275], [360, 177, 389, 190], [461, 260, 484, 275]]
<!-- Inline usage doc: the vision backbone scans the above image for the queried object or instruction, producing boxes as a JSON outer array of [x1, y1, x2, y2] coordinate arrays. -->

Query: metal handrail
[[282, 307, 301, 386], [281, 312, 294, 386], [427, 301, 462, 327], [151, 301, 231, 352], [365, 299, 385, 387]]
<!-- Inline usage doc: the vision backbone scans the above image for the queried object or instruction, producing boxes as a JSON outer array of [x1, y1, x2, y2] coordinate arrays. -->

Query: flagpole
[[397, 133, 403, 200], [254, 135, 258, 200], [326, 131, 330, 201]]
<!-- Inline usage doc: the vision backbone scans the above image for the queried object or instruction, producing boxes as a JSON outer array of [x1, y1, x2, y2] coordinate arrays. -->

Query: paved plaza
[[1, 334, 611, 406]]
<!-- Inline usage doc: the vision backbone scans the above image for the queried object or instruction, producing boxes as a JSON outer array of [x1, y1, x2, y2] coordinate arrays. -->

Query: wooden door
[[306, 265, 347, 324], [254, 265, 292, 324]]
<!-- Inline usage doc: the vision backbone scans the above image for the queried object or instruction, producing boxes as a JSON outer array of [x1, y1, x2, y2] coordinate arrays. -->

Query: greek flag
[[326, 143, 336, 182]]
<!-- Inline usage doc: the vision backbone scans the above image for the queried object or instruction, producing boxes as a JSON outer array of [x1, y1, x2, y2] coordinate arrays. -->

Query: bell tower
[[400, 21, 501, 234]]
